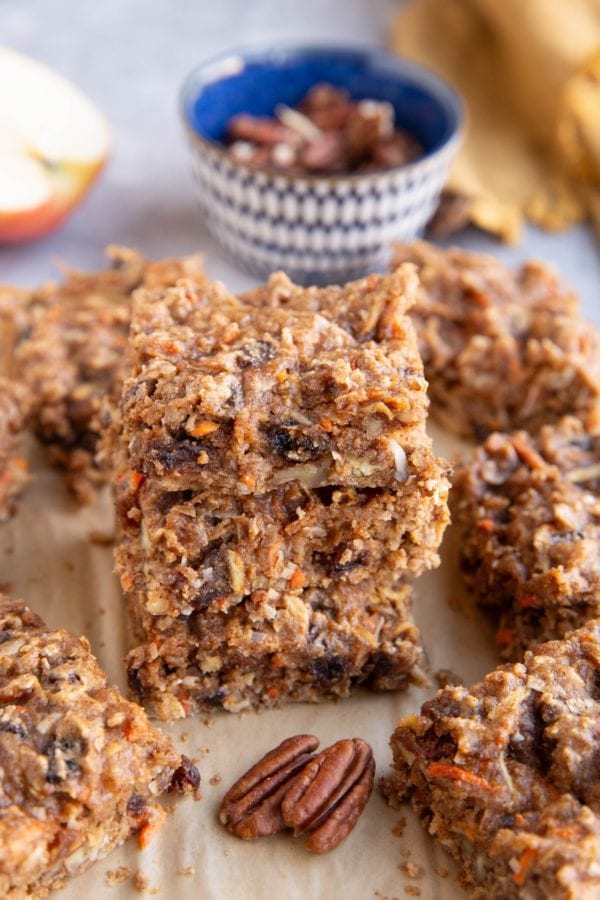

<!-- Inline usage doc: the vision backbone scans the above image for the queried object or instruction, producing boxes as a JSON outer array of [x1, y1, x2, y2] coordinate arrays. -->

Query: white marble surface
[[1, 0, 599, 324]]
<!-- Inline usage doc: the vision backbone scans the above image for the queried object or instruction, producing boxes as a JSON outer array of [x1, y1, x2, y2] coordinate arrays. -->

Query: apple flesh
[[0, 47, 110, 243]]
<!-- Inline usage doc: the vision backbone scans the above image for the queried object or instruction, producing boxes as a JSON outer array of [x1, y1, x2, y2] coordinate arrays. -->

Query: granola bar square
[[123, 267, 435, 496], [114, 269, 449, 715], [0, 594, 198, 897], [13, 247, 205, 503], [393, 242, 600, 440], [386, 619, 600, 899], [453, 416, 600, 659], [123, 558, 426, 718]]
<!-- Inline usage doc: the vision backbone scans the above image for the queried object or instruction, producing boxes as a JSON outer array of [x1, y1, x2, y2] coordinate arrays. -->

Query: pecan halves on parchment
[[219, 735, 375, 853], [282, 738, 375, 853], [219, 734, 319, 839]]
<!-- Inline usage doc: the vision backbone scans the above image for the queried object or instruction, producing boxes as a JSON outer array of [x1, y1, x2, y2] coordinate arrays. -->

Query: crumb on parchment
[[399, 861, 423, 879], [105, 866, 132, 886], [134, 871, 160, 894], [391, 816, 406, 837]]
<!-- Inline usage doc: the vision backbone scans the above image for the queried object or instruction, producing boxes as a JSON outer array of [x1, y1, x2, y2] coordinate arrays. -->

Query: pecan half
[[219, 734, 319, 840], [281, 738, 375, 853]]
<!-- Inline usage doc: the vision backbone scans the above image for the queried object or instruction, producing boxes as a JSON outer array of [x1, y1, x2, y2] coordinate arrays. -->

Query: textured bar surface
[[454, 417, 600, 659], [393, 241, 600, 439], [0, 594, 199, 898], [13, 247, 205, 502], [0, 380, 29, 522], [386, 619, 600, 899], [114, 269, 449, 716]]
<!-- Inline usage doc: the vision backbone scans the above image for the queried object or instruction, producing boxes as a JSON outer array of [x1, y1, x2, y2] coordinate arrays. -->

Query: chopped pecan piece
[[223, 83, 422, 173], [281, 738, 375, 853], [219, 734, 319, 839]]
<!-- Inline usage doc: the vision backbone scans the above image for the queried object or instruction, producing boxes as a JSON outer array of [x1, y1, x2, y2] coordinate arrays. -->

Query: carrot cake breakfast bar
[[0, 594, 199, 898], [453, 416, 600, 660], [0, 380, 29, 522], [392, 241, 600, 440], [114, 269, 449, 717], [385, 618, 600, 899], [11, 246, 205, 503]]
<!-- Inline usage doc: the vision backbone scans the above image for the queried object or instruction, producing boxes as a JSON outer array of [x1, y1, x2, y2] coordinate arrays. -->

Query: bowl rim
[[179, 41, 464, 185]]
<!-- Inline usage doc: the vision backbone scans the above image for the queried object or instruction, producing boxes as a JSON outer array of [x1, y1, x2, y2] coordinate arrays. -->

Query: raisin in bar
[[0, 380, 29, 522], [392, 241, 600, 440], [114, 269, 449, 716], [453, 416, 600, 659], [13, 246, 205, 503], [386, 619, 600, 899], [0, 594, 199, 898]]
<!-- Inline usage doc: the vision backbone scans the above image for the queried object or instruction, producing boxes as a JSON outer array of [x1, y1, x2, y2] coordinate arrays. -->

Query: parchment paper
[[1, 425, 497, 900]]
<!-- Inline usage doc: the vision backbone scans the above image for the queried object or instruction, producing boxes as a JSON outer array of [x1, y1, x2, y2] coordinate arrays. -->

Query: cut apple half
[[0, 46, 110, 242]]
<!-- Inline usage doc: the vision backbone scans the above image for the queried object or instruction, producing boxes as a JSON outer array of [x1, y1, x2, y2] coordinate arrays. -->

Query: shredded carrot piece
[[426, 762, 492, 791], [289, 567, 305, 589], [240, 472, 255, 491], [477, 518, 496, 533], [553, 825, 580, 840], [512, 435, 546, 470], [137, 809, 165, 849], [518, 595, 537, 608], [513, 847, 538, 885], [120, 571, 134, 591], [12, 457, 27, 472], [190, 421, 219, 438], [129, 471, 145, 491], [160, 341, 180, 354], [266, 687, 279, 699], [496, 628, 515, 646], [122, 719, 137, 740], [220, 324, 239, 344]]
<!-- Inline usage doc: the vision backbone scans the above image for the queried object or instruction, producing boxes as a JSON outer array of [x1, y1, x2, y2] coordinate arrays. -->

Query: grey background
[[1, 0, 599, 324]]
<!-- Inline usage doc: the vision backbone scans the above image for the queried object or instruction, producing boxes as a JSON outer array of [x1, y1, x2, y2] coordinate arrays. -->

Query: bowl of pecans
[[180, 44, 463, 284]]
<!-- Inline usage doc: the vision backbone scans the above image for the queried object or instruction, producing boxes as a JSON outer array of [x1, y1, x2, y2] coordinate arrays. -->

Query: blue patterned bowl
[[180, 44, 463, 284]]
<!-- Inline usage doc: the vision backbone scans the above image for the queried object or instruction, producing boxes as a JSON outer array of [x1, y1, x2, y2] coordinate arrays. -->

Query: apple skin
[[0, 157, 107, 243], [0, 46, 110, 244]]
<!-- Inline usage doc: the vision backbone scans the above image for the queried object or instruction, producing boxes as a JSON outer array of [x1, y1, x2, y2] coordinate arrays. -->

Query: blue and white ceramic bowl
[[180, 44, 463, 285]]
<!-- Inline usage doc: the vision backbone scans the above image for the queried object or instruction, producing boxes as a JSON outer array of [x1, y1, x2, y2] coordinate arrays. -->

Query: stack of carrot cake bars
[[112, 266, 450, 718]]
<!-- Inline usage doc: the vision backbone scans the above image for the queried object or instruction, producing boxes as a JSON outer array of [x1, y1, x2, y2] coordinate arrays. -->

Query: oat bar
[[392, 241, 600, 439], [454, 417, 600, 659], [0, 380, 29, 522], [0, 594, 199, 897], [114, 270, 449, 716], [124, 557, 426, 719], [115, 470, 444, 619], [124, 267, 436, 496], [386, 619, 600, 899], [13, 246, 205, 503]]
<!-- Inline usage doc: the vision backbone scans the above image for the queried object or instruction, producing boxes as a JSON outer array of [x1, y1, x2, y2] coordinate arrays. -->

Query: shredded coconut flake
[[388, 439, 408, 482]]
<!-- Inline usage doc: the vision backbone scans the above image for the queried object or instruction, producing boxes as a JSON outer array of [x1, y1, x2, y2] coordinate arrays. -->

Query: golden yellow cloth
[[391, 0, 600, 241]]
